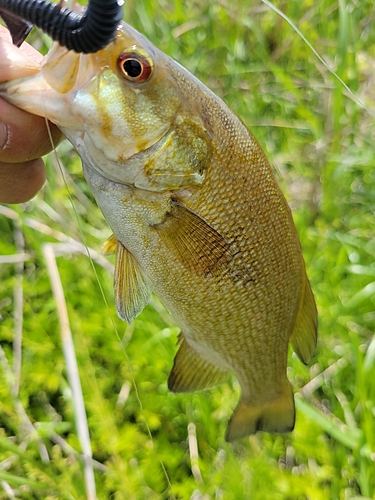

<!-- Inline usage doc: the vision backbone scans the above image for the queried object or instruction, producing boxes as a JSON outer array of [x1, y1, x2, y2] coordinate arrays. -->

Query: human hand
[[0, 25, 63, 203]]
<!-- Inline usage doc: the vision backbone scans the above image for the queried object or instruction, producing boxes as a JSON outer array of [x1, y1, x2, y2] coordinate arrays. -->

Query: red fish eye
[[117, 52, 153, 82]]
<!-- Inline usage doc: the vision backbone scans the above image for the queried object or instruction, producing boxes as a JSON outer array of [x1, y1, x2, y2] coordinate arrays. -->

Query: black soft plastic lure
[[0, 0, 123, 53]]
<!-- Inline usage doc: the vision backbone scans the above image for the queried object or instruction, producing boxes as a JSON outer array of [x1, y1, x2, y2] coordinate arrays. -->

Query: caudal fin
[[226, 382, 295, 441]]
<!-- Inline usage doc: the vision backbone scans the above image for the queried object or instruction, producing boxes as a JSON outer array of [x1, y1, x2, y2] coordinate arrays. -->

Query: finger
[[0, 24, 43, 64], [0, 158, 46, 204], [0, 97, 63, 162], [0, 35, 64, 161], [0, 27, 42, 75]]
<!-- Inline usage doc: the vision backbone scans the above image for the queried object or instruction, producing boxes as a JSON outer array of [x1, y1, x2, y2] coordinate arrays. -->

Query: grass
[[1, 0, 375, 498]]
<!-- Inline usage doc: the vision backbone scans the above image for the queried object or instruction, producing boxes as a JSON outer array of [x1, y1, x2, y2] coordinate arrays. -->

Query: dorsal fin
[[168, 333, 229, 392], [289, 273, 318, 364], [113, 241, 152, 324]]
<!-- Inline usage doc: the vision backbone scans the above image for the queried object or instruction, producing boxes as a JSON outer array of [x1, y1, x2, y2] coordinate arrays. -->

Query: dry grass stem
[[50, 434, 108, 473], [0, 346, 50, 463], [0, 206, 113, 273], [188, 422, 203, 484], [0, 254, 30, 264], [12, 220, 24, 398], [299, 358, 348, 399], [43, 243, 97, 500], [116, 382, 131, 408], [1, 481, 16, 499]]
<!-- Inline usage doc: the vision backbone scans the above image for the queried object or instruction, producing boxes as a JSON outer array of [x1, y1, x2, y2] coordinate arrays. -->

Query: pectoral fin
[[168, 333, 229, 392], [114, 241, 152, 324], [155, 201, 231, 276], [289, 274, 318, 364]]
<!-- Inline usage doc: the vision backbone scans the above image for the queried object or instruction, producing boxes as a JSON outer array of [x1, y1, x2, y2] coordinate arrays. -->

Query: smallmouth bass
[[0, 21, 317, 441]]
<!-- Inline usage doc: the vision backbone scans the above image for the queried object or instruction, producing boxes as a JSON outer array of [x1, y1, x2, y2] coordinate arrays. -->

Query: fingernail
[[0, 121, 10, 151]]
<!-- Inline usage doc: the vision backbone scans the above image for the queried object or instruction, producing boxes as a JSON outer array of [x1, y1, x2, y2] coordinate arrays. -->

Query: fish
[[0, 20, 317, 441]]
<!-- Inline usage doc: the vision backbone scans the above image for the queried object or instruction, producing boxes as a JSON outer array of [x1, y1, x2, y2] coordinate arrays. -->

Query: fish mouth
[[0, 73, 80, 130]]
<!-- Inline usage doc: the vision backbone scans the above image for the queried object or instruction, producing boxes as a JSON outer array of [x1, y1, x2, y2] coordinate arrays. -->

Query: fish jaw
[[0, 73, 82, 130], [0, 37, 78, 128]]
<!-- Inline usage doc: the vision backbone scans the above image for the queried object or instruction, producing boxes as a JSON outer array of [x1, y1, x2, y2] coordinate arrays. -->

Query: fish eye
[[117, 51, 153, 83]]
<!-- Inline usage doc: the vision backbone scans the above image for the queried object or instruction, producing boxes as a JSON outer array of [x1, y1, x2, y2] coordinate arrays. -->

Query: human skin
[[0, 25, 63, 203]]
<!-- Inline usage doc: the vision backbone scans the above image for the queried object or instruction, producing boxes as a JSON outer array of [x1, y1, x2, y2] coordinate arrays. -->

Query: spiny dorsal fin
[[155, 201, 231, 276], [289, 273, 318, 364], [168, 333, 229, 392], [102, 233, 118, 256], [114, 242, 152, 324]]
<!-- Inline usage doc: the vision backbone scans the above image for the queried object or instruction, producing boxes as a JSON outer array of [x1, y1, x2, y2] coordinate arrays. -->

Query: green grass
[[1, 0, 375, 498]]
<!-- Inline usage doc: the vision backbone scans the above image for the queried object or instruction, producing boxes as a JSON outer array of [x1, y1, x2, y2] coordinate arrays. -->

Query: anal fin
[[168, 333, 229, 392], [290, 273, 318, 364], [114, 241, 152, 324], [226, 381, 295, 441]]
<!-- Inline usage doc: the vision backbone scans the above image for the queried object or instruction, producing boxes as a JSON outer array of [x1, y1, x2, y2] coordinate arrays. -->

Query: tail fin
[[226, 382, 295, 441]]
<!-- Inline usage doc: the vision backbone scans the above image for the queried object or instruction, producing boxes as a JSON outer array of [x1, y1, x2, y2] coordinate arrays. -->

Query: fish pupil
[[123, 59, 142, 78]]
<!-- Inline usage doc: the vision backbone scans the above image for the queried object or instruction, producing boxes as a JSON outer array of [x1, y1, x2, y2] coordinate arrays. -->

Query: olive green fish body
[[0, 22, 317, 440]]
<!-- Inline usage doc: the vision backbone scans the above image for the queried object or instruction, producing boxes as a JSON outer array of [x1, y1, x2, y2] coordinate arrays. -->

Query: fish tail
[[225, 381, 295, 441]]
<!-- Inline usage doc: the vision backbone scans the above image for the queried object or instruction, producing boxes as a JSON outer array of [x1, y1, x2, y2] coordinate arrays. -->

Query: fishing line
[[44, 119, 175, 497], [262, 0, 375, 118]]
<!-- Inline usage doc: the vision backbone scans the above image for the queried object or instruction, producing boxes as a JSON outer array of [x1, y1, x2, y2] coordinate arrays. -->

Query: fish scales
[[0, 21, 317, 440]]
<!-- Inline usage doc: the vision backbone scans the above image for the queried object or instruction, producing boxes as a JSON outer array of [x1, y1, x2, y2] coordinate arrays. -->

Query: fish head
[[0, 21, 211, 192]]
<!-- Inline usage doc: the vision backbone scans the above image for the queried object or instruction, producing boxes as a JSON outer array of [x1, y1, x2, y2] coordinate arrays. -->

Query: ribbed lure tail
[[0, 0, 123, 52]]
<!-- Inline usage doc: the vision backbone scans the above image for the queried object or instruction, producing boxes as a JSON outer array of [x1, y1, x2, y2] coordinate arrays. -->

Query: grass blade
[[43, 243, 97, 500]]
